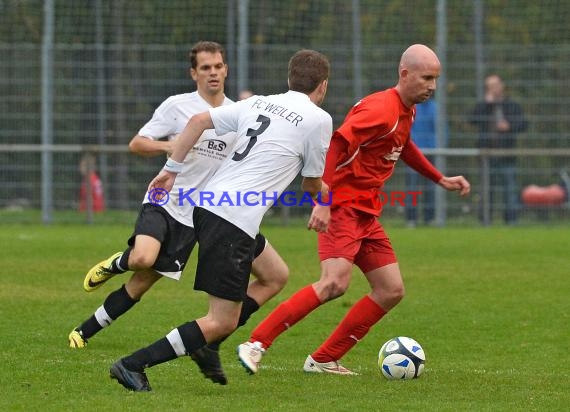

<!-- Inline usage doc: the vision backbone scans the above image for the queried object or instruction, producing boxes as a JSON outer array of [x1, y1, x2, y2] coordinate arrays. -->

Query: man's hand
[[496, 119, 510, 132], [438, 176, 471, 196], [307, 204, 330, 233], [147, 170, 177, 196]]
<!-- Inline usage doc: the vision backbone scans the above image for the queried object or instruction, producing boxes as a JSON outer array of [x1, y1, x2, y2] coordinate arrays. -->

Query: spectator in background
[[405, 99, 437, 227], [79, 153, 105, 212], [469, 74, 528, 225]]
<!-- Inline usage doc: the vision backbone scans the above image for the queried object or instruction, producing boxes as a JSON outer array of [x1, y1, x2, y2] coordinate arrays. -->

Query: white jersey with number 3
[[204, 90, 333, 238], [138, 91, 237, 227]]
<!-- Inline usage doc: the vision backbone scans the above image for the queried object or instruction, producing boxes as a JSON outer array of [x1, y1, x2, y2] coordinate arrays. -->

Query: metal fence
[[1, 0, 569, 225]]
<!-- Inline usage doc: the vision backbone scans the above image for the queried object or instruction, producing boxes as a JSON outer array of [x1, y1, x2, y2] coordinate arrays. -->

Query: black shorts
[[128, 203, 197, 278], [193, 207, 257, 301], [253, 233, 267, 258]]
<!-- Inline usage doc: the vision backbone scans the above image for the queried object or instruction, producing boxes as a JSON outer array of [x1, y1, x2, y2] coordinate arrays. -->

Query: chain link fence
[[1, 0, 568, 224]]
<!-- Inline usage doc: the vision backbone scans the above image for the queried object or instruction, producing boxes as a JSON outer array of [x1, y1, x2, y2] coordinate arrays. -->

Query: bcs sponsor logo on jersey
[[383, 145, 403, 161], [204, 139, 227, 152]]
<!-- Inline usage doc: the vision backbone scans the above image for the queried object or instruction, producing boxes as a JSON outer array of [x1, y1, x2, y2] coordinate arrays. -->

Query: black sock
[[122, 337, 177, 372], [105, 284, 139, 318], [178, 320, 207, 354], [79, 285, 138, 339], [207, 295, 260, 351], [122, 321, 206, 372], [111, 248, 132, 273]]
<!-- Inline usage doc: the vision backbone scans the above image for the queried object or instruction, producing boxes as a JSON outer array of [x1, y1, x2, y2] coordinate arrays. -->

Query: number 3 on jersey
[[232, 114, 270, 161]]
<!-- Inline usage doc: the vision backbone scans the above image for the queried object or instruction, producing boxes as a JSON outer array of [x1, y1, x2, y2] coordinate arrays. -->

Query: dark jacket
[[469, 98, 528, 150]]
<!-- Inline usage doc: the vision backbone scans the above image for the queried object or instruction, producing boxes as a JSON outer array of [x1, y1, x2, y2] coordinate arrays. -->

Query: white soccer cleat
[[237, 341, 265, 374], [303, 355, 358, 375]]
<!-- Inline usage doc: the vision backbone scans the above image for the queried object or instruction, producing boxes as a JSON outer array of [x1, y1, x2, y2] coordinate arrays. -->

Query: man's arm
[[301, 177, 324, 198], [305, 134, 345, 233], [400, 140, 443, 183], [169, 111, 214, 162], [147, 111, 214, 193], [437, 176, 471, 196], [129, 135, 174, 157], [305, 178, 329, 233], [402, 140, 470, 196]]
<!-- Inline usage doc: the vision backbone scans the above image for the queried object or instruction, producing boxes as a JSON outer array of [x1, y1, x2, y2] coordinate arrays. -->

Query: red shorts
[[318, 206, 397, 273]]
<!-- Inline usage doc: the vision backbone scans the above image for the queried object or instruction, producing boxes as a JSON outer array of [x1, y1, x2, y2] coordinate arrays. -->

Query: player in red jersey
[[238, 44, 470, 375]]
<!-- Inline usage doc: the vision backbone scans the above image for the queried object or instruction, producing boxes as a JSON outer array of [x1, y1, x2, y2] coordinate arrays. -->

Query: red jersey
[[331, 88, 414, 215]]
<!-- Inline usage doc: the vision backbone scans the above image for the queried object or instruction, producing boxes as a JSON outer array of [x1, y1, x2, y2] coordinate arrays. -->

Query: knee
[[316, 277, 349, 301], [379, 283, 405, 310], [254, 262, 289, 294], [214, 317, 238, 338], [128, 250, 156, 270], [390, 284, 405, 305], [272, 264, 289, 292], [126, 271, 160, 299]]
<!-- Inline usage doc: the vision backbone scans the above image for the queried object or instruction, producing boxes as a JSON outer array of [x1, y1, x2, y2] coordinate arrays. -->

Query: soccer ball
[[378, 336, 425, 380]]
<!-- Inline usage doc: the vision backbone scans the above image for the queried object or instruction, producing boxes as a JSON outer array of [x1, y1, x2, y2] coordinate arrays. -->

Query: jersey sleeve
[[138, 97, 178, 140], [400, 140, 443, 183], [335, 97, 397, 155], [301, 112, 333, 177], [209, 100, 244, 137]]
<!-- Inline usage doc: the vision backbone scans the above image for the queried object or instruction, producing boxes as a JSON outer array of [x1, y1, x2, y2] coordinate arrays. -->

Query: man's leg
[[83, 251, 129, 292], [206, 241, 289, 352], [191, 240, 289, 381], [309, 263, 403, 368], [306, 224, 401, 374], [71, 233, 162, 347], [247, 241, 289, 306], [188, 207, 256, 384], [238, 257, 353, 374], [69, 269, 161, 348], [83, 233, 161, 292], [503, 165, 519, 224], [111, 295, 241, 391]]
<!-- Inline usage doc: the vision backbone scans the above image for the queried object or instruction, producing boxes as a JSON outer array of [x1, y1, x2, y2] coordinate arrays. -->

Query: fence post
[[237, 0, 250, 95], [480, 152, 491, 226], [41, 0, 55, 224], [435, 0, 448, 226], [352, 0, 363, 100]]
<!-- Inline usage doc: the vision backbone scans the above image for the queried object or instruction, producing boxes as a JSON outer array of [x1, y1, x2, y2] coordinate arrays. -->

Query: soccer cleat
[[110, 360, 152, 392], [237, 341, 265, 375], [68, 329, 87, 348], [303, 355, 358, 376], [190, 346, 228, 385], [83, 252, 123, 292]]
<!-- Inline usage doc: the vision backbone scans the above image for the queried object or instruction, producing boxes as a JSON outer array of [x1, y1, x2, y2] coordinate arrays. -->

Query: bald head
[[399, 44, 440, 72], [395, 44, 441, 107]]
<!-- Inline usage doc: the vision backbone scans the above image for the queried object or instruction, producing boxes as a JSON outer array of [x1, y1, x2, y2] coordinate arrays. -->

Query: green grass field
[[1, 222, 569, 411]]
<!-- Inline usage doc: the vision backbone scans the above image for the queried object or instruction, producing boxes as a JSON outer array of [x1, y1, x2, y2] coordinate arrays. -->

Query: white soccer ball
[[378, 336, 425, 380]]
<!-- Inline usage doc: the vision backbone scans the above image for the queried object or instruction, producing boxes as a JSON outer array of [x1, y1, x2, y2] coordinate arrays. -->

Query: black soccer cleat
[[190, 346, 228, 385], [110, 359, 152, 392]]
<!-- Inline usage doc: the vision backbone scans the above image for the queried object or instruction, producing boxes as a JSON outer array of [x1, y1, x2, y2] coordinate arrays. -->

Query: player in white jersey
[[109, 49, 333, 392], [68, 42, 289, 386]]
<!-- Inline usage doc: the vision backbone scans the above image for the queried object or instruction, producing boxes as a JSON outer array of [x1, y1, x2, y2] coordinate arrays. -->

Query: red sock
[[311, 295, 386, 363], [250, 285, 322, 349]]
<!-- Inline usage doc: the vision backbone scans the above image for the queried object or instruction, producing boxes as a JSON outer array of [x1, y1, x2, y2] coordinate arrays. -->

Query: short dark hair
[[288, 49, 330, 94], [189, 41, 227, 70]]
